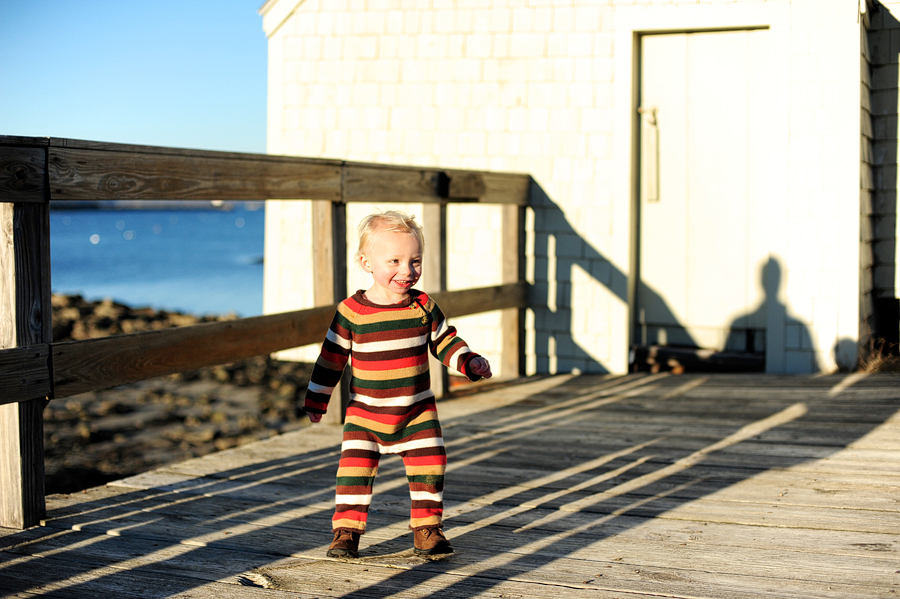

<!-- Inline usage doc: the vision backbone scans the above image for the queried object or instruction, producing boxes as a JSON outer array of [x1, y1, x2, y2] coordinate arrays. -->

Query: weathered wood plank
[[1, 527, 301, 588], [41, 474, 900, 564], [37, 483, 899, 597], [0, 550, 316, 599], [0, 146, 46, 204], [0, 283, 526, 402], [423, 203, 449, 398], [446, 463, 900, 511], [0, 135, 51, 148], [501, 204, 525, 378], [52, 413, 898, 537], [13, 203, 52, 344], [37, 283, 525, 400], [3, 373, 897, 597], [64, 463, 900, 542], [480, 171, 532, 205], [1, 545, 664, 599], [253, 558, 821, 599], [449, 416, 899, 449], [33, 484, 898, 599], [51, 305, 338, 398], [257, 544, 897, 599], [0, 201, 49, 528], [312, 201, 348, 424], [312, 202, 338, 307], [113, 457, 900, 518], [29, 138, 529, 205], [48, 146, 342, 202], [433, 282, 528, 318], [134, 432, 900, 497], [342, 165, 450, 204], [343, 164, 529, 205], [0, 204, 12, 334], [113, 411, 900, 506], [0, 344, 51, 405]]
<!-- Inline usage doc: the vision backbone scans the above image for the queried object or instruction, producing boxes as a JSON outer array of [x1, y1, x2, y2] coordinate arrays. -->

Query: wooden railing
[[0, 136, 530, 529]]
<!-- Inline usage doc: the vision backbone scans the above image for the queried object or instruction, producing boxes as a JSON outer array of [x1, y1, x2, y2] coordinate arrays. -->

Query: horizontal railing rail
[[0, 135, 530, 529], [0, 282, 527, 405], [1, 136, 530, 205]]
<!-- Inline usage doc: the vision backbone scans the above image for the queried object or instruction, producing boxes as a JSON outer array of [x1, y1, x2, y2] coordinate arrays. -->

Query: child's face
[[360, 231, 422, 304]]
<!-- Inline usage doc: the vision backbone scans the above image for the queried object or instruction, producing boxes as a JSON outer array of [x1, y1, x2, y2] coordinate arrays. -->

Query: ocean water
[[50, 206, 265, 317]]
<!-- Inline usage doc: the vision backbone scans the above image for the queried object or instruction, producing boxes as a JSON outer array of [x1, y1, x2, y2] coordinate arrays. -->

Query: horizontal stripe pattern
[[333, 430, 447, 534], [304, 290, 481, 533], [303, 289, 483, 423], [306, 290, 475, 534]]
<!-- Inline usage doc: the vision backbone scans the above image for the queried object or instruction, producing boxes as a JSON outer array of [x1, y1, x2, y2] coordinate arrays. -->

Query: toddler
[[304, 210, 492, 559]]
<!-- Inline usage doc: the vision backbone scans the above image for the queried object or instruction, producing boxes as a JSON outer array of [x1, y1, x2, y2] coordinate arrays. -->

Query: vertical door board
[[638, 29, 771, 352]]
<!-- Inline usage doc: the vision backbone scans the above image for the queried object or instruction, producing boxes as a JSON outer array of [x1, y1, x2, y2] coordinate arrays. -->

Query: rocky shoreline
[[45, 295, 314, 495]]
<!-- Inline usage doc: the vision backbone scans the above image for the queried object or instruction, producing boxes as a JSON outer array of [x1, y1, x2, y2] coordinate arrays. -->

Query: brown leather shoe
[[326, 530, 360, 558], [413, 527, 453, 556]]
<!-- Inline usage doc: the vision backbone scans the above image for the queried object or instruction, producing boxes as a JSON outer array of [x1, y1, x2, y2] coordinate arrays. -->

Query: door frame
[[611, 3, 790, 370]]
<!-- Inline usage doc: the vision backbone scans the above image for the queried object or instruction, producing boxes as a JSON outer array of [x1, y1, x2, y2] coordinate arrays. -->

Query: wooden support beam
[[501, 205, 526, 379], [312, 201, 348, 424], [0, 200, 50, 529], [312, 201, 338, 307], [423, 204, 449, 398], [0, 146, 47, 204]]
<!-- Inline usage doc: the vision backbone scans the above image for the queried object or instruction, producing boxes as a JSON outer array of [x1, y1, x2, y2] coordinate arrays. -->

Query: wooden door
[[636, 29, 771, 353]]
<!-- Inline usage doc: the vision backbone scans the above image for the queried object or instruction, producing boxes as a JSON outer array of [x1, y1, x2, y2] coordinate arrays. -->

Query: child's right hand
[[308, 412, 323, 423]]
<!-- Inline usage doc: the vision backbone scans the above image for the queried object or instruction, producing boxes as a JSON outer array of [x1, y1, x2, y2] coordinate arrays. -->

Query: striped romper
[[303, 289, 484, 534]]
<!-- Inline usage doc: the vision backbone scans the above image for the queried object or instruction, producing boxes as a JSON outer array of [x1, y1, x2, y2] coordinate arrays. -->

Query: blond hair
[[355, 210, 425, 264]]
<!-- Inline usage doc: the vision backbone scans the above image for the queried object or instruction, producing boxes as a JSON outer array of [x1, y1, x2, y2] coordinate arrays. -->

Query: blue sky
[[0, 0, 267, 153]]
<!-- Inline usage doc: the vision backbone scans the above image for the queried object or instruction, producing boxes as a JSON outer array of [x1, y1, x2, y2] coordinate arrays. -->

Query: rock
[[44, 294, 314, 495]]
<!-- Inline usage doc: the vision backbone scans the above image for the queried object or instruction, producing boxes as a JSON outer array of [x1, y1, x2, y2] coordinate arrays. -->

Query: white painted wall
[[261, 0, 867, 374]]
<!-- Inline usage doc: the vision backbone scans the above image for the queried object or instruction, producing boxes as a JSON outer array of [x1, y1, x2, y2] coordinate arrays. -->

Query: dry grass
[[860, 338, 900, 373]]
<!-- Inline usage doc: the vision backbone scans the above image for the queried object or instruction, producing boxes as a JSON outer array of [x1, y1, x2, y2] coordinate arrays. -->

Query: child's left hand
[[470, 356, 492, 379]]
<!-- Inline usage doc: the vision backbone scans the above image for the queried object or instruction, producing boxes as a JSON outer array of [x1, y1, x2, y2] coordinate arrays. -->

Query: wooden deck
[[1, 372, 899, 598]]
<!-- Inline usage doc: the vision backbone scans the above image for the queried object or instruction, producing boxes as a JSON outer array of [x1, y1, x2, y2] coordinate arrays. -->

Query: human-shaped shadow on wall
[[723, 256, 823, 373], [528, 185, 831, 374]]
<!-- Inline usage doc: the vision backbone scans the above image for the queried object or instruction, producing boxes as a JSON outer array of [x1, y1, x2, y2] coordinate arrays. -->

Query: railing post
[[423, 204, 449, 398], [501, 205, 525, 378], [0, 200, 50, 529], [312, 200, 348, 424]]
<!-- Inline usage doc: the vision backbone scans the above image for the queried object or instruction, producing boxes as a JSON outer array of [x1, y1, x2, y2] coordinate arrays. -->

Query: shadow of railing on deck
[[1, 373, 896, 597]]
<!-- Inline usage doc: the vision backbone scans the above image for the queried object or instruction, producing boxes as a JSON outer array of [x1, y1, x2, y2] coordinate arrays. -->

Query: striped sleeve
[[426, 299, 484, 382], [303, 308, 352, 415]]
